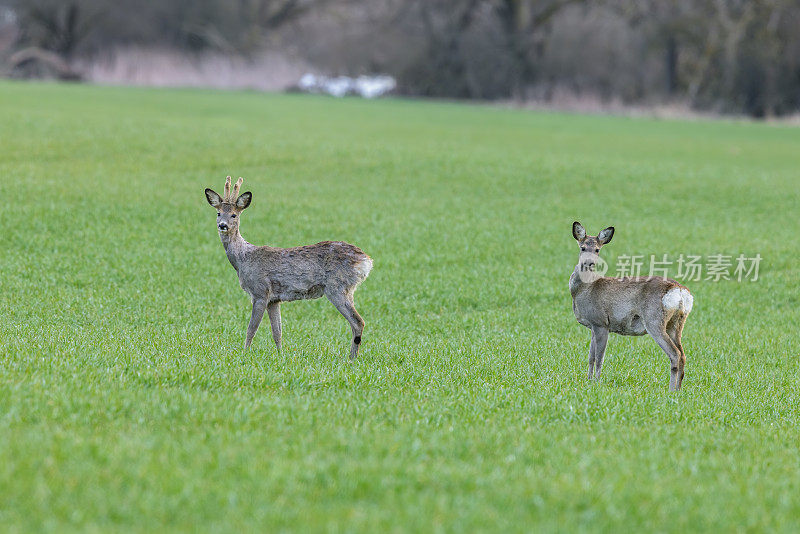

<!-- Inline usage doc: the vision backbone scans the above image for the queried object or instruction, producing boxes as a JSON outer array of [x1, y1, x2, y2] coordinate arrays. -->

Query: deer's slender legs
[[667, 314, 687, 389], [327, 290, 365, 360], [647, 323, 683, 391], [267, 301, 282, 351], [591, 326, 609, 379], [588, 332, 597, 379], [245, 298, 267, 350]]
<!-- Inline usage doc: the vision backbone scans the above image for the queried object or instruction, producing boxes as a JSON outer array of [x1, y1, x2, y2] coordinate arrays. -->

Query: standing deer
[[205, 176, 373, 359], [569, 222, 694, 390]]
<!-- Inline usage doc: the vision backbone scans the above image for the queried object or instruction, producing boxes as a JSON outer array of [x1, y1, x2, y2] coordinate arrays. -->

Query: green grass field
[[1, 80, 799, 532]]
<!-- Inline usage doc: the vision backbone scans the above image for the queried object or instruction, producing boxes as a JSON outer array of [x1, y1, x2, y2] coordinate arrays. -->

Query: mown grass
[[1, 81, 799, 532]]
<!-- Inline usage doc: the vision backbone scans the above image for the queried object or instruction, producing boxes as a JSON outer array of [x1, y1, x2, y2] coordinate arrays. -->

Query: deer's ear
[[236, 191, 252, 210], [572, 221, 586, 241], [598, 226, 615, 244], [205, 188, 222, 208]]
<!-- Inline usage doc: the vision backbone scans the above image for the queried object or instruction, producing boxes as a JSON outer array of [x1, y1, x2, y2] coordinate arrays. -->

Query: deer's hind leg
[[646, 314, 683, 391], [326, 288, 365, 360], [666, 312, 687, 389]]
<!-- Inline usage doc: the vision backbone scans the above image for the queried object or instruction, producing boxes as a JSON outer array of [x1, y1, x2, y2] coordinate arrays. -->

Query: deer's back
[[573, 276, 683, 335], [239, 241, 371, 302]]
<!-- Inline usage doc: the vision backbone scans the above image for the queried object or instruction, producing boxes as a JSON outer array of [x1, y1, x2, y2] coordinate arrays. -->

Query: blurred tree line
[[2, 0, 799, 117]]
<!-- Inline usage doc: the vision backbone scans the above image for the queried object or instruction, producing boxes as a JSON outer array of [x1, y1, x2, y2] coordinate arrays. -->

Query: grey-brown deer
[[205, 176, 373, 359], [569, 222, 694, 390]]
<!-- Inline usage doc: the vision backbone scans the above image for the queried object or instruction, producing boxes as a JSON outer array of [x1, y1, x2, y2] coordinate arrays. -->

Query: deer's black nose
[[218, 222, 228, 231]]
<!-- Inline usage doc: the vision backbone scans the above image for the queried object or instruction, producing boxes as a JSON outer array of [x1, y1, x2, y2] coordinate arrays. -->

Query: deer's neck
[[219, 230, 251, 271], [569, 267, 583, 297], [570, 264, 601, 297]]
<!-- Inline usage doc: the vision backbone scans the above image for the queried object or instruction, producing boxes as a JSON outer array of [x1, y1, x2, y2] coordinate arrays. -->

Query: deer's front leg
[[245, 298, 267, 350], [588, 330, 597, 379], [267, 301, 282, 351], [591, 326, 609, 379]]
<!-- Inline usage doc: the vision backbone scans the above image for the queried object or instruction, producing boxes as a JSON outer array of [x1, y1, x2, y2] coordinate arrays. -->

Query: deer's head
[[205, 176, 252, 235], [572, 221, 614, 280]]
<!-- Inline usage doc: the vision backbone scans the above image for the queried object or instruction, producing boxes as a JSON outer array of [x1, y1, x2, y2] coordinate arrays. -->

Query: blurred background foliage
[[1, 0, 799, 117]]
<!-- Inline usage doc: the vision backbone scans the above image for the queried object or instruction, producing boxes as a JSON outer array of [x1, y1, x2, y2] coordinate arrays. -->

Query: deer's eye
[[581, 247, 586, 252], [595, 249, 599, 253], [217, 212, 220, 216], [231, 214, 237, 218]]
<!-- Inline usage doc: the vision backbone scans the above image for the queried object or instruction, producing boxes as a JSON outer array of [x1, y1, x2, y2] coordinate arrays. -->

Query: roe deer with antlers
[[205, 176, 373, 359], [569, 222, 694, 390]]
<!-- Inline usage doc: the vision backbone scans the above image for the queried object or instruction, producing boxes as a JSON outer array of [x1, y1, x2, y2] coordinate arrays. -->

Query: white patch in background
[[298, 73, 396, 98]]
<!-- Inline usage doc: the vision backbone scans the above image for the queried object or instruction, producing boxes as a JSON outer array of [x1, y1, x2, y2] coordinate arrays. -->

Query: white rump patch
[[680, 288, 693, 314], [663, 288, 693, 314], [355, 257, 373, 280]]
